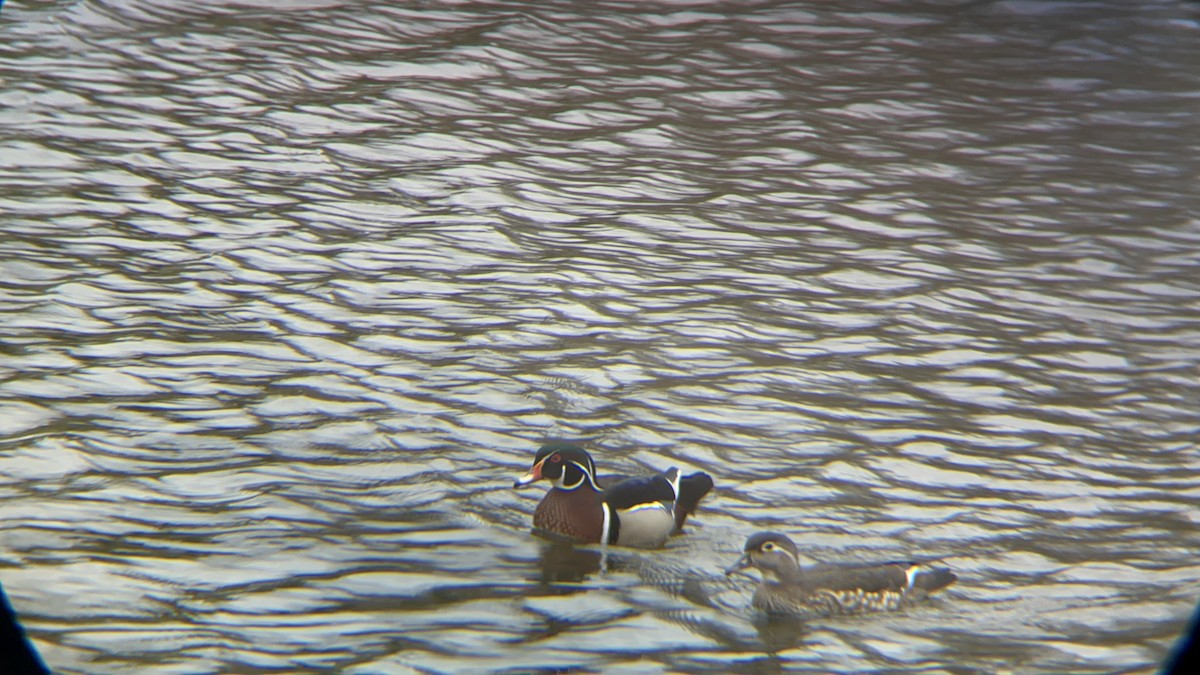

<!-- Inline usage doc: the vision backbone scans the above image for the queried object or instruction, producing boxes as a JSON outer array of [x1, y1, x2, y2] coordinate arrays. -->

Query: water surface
[[1, 0, 1199, 672]]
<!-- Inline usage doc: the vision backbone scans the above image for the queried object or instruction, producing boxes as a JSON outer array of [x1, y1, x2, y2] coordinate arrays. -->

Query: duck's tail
[[911, 565, 957, 593], [673, 471, 714, 531]]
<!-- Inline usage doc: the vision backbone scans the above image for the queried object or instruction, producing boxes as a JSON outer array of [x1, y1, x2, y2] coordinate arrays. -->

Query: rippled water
[[2, 0, 1199, 672]]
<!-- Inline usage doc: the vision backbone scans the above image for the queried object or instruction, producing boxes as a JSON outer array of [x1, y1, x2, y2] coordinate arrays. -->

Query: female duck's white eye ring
[[762, 542, 776, 552]]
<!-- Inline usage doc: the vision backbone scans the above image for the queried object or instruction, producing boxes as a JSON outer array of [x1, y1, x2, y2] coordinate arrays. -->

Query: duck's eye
[[762, 542, 776, 552], [550, 454, 561, 463]]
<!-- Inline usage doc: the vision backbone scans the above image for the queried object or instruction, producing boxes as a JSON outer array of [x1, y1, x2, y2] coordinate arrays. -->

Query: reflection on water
[[533, 540, 607, 586], [2, 0, 1199, 672]]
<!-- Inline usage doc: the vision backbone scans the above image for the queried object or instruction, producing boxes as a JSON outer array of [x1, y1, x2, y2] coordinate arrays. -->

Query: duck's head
[[513, 442, 598, 491], [724, 531, 802, 581]]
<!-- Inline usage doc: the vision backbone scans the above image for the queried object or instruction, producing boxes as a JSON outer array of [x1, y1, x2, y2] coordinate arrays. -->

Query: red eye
[[550, 454, 561, 463]]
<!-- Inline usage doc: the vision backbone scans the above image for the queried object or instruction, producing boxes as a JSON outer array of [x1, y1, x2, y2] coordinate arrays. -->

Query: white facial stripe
[[577, 460, 600, 489], [556, 460, 597, 490], [559, 466, 582, 489]]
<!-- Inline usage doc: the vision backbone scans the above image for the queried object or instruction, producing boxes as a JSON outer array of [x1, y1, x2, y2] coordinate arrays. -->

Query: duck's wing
[[804, 560, 956, 594], [599, 467, 713, 531], [602, 472, 677, 510]]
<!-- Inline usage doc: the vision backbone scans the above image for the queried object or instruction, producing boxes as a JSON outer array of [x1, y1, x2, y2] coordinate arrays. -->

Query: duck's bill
[[724, 554, 751, 576], [513, 466, 542, 488]]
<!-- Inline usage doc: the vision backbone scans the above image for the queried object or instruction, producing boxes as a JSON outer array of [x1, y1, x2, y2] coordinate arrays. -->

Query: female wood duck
[[725, 532, 956, 618], [512, 442, 714, 548]]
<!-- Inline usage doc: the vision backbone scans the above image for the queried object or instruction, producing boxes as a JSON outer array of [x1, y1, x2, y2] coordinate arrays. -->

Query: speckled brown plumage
[[752, 578, 920, 617], [532, 486, 605, 544]]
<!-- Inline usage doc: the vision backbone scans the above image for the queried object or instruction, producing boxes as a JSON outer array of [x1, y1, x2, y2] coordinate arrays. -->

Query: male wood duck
[[725, 532, 956, 618], [512, 442, 714, 548]]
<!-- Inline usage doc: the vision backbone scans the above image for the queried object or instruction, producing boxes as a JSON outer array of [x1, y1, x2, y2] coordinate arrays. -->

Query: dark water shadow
[[531, 538, 639, 589], [751, 612, 809, 654]]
